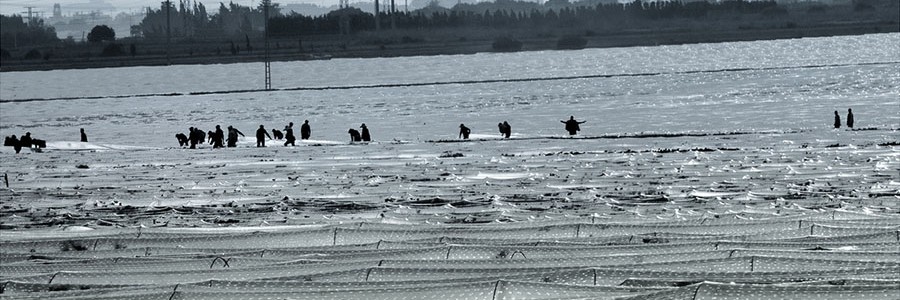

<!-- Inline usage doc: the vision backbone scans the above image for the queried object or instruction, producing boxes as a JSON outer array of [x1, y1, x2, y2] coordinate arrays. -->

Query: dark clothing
[[847, 110, 854, 128], [561, 119, 585, 135], [256, 127, 272, 147], [80, 131, 88, 142], [4, 136, 21, 153], [459, 125, 471, 139], [498, 122, 511, 138], [300, 123, 311, 140], [188, 129, 200, 149], [227, 128, 244, 147], [834, 112, 841, 129], [176, 133, 189, 147], [361, 126, 371, 142], [284, 127, 296, 146], [349, 129, 362, 142], [19, 134, 32, 149], [272, 129, 284, 140], [212, 128, 225, 148]]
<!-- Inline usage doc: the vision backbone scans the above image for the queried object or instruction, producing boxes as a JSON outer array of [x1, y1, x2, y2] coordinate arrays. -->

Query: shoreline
[[1, 21, 897, 72]]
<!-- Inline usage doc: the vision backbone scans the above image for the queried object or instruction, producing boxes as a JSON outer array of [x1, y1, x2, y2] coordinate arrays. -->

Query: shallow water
[[1, 33, 898, 146]]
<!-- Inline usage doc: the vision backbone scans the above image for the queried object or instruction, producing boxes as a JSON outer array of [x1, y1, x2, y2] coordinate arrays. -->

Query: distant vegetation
[[88, 25, 116, 43], [0, 15, 59, 48], [0, 0, 897, 70]]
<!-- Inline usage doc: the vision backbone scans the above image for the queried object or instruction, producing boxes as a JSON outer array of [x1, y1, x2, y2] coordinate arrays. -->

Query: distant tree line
[[269, 0, 784, 36], [137, 0, 282, 39], [136, 0, 786, 39], [0, 15, 58, 49]]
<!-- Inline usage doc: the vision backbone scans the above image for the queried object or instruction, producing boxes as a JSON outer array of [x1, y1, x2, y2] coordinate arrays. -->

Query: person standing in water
[[833, 111, 841, 129], [226, 126, 245, 147], [561, 116, 585, 135], [497, 121, 511, 138], [284, 122, 296, 146], [300, 120, 311, 140], [212, 125, 225, 148], [459, 124, 471, 139], [846, 108, 854, 129], [360, 124, 371, 142], [188, 127, 199, 149], [256, 125, 272, 147], [80, 128, 88, 142]]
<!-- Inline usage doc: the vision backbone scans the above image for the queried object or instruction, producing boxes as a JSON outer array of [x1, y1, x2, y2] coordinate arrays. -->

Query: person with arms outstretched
[[226, 126, 245, 147], [256, 125, 272, 147], [561, 116, 585, 135]]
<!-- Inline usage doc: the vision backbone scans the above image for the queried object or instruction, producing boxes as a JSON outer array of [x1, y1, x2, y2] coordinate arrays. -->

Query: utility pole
[[338, 0, 350, 35], [375, 0, 380, 31], [263, 0, 271, 90], [22, 6, 35, 24], [390, 0, 396, 30], [166, 0, 171, 65]]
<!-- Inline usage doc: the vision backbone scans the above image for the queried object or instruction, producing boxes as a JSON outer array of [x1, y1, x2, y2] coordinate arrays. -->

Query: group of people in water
[[834, 108, 854, 129], [176, 116, 586, 148], [176, 120, 314, 149], [3, 132, 44, 154], [348, 124, 371, 142], [2, 110, 861, 153]]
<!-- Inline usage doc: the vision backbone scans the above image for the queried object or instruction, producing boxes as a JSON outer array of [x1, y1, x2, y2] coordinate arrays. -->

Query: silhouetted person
[[284, 122, 296, 146], [561, 116, 585, 135], [256, 125, 272, 147], [498, 121, 511, 138], [196, 129, 206, 146], [4, 135, 21, 153], [226, 126, 245, 147], [19, 132, 33, 150], [207, 130, 216, 145], [272, 129, 284, 140], [80, 128, 88, 142], [834, 111, 841, 129], [300, 120, 311, 140], [188, 127, 199, 149], [847, 108, 854, 129], [503, 121, 511, 138], [459, 124, 471, 139], [360, 124, 371, 142], [188, 127, 206, 149], [212, 125, 225, 148], [176, 133, 189, 147], [348, 128, 362, 142]]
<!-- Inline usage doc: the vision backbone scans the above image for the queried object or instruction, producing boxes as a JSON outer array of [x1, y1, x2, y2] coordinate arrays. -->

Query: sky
[[0, 0, 341, 16]]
